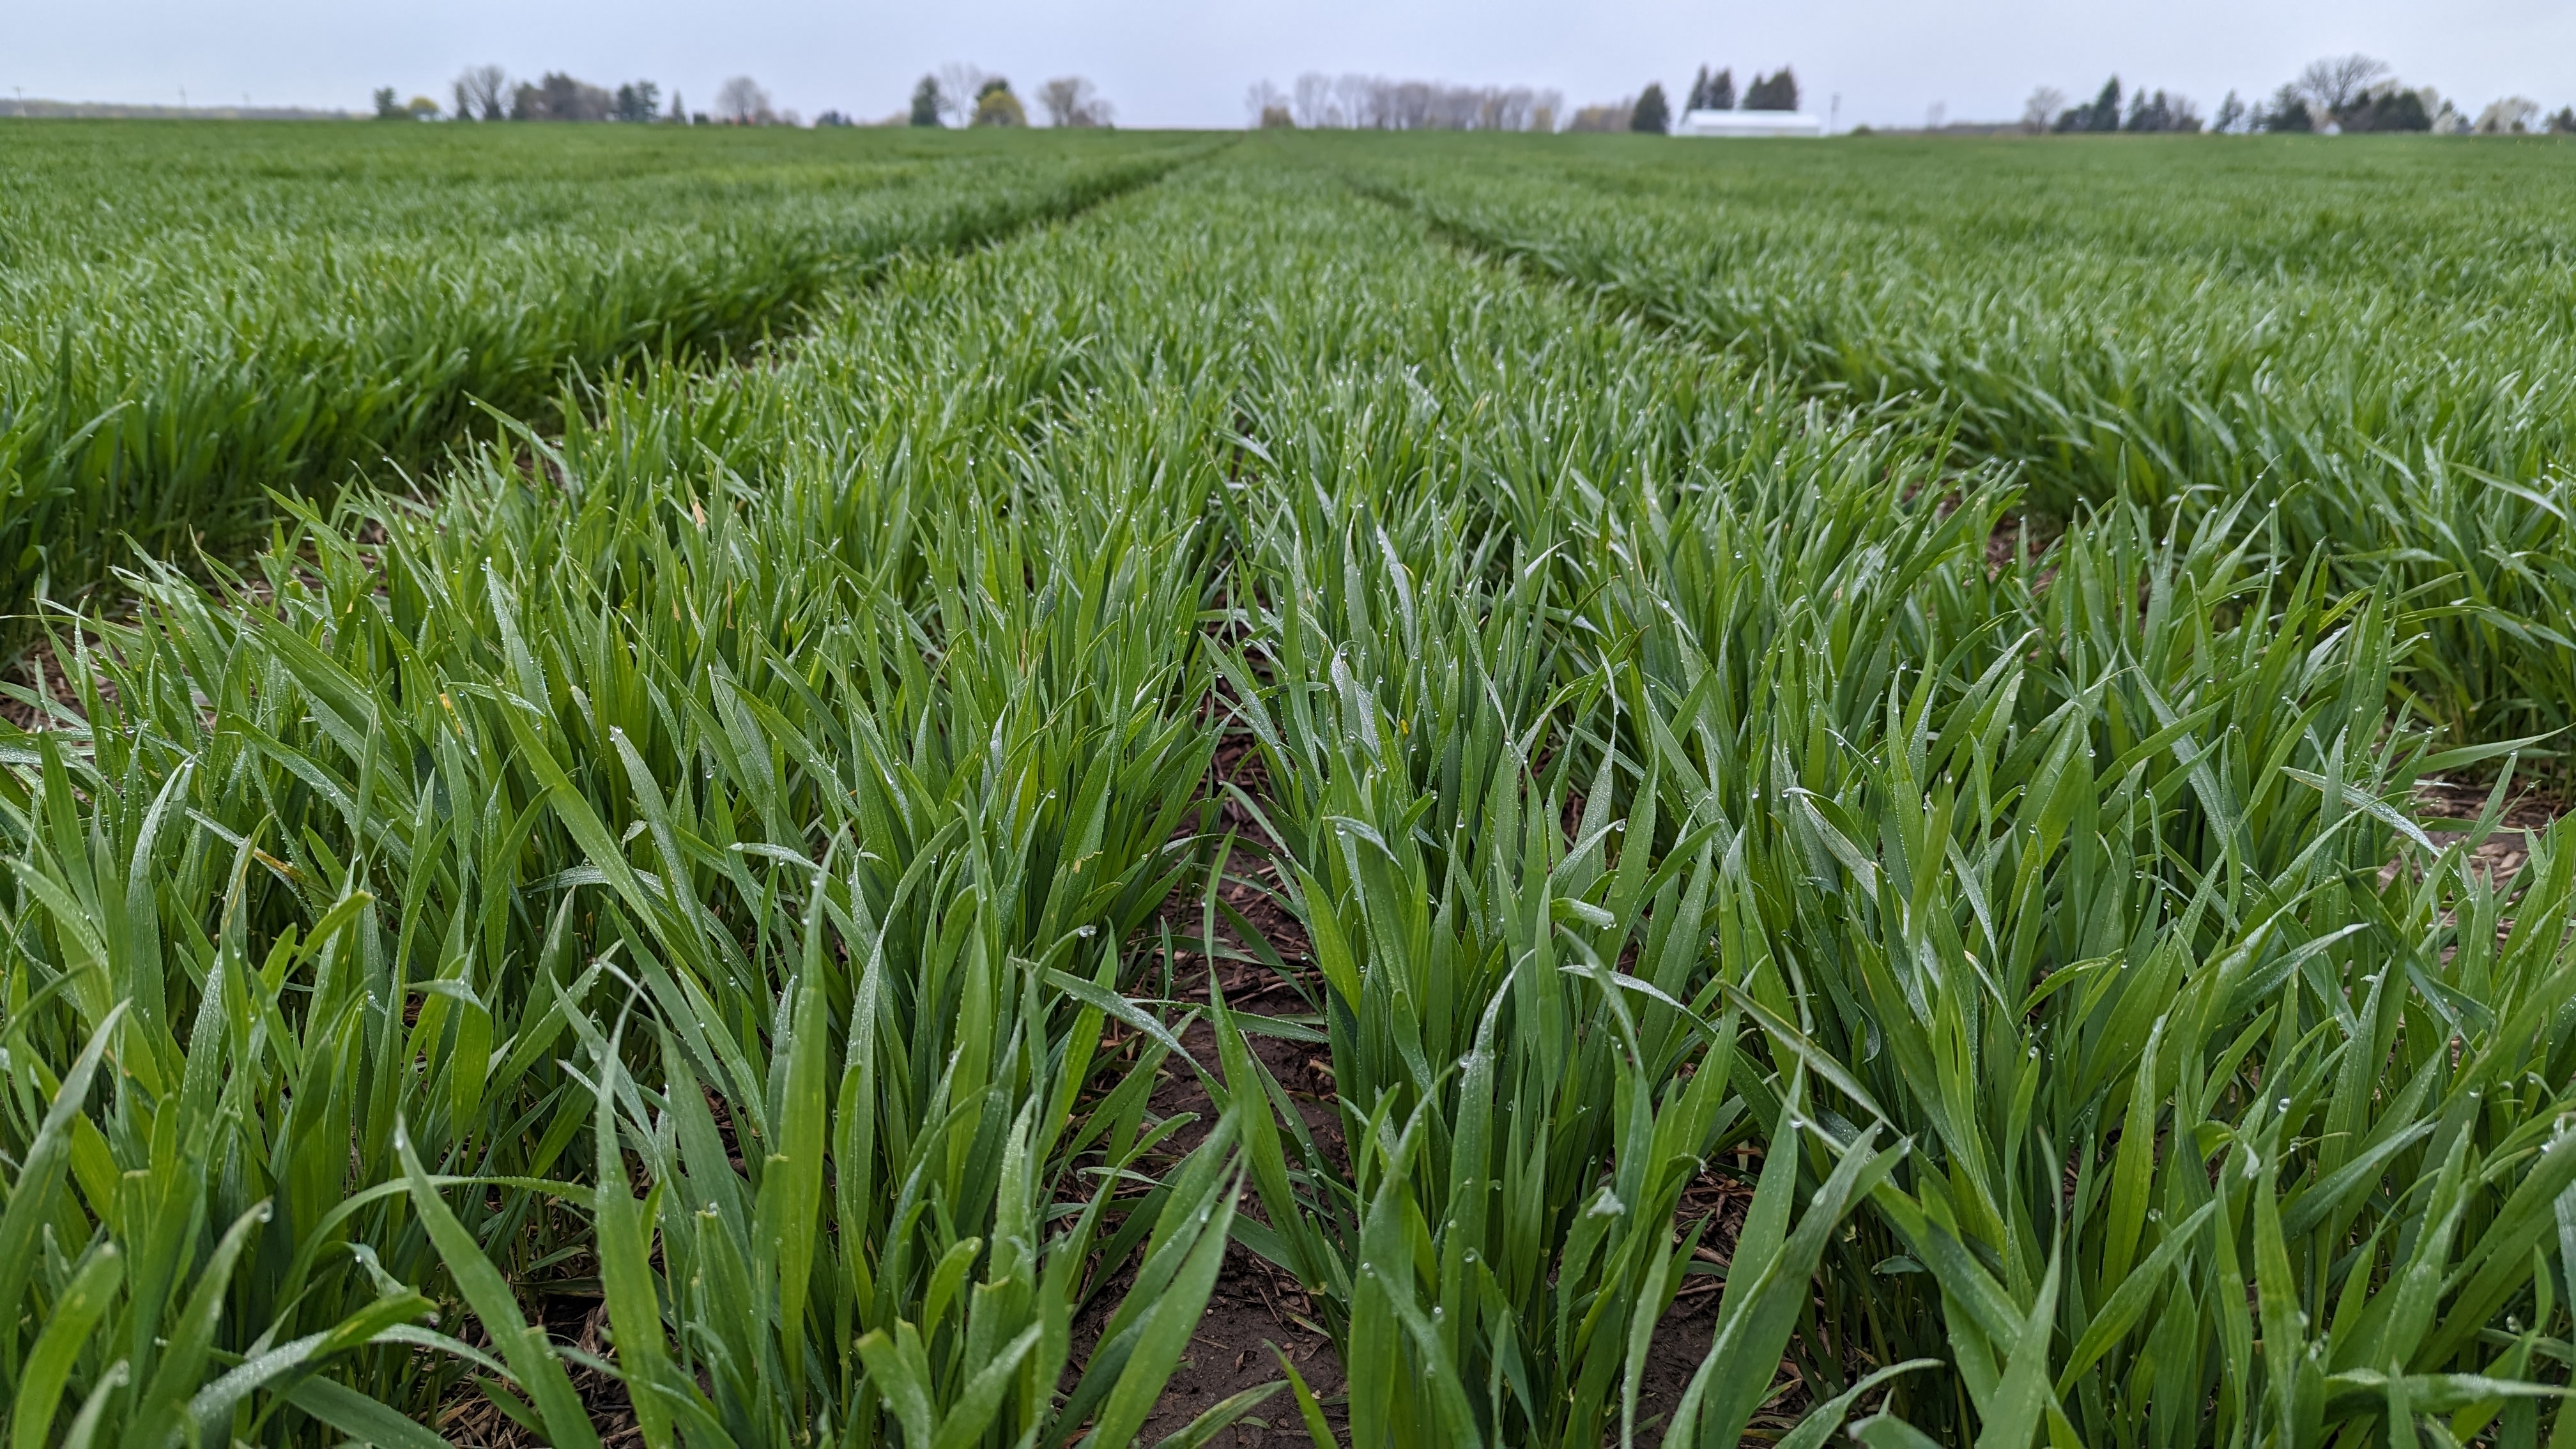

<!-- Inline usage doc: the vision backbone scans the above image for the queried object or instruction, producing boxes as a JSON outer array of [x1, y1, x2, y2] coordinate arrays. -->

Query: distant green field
[[0, 123, 1198, 624], [1346, 133, 2576, 753], [4, 128, 2575, 1448]]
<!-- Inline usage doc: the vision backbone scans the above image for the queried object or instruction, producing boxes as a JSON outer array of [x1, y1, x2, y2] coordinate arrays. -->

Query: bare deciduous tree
[[1030, 78, 1059, 125], [1245, 79, 1289, 128], [2476, 96, 2540, 135], [1275, 73, 1563, 132], [2021, 86, 2066, 134], [715, 75, 773, 125], [1038, 76, 1108, 127], [513, 73, 614, 121], [453, 65, 508, 121], [2296, 55, 2390, 118], [936, 64, 988, 126], [1292, 73, 1335, 128]]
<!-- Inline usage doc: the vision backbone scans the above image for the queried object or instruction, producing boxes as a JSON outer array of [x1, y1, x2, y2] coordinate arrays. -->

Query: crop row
[[1337, 133, 2576, 762], [0, 125, 1203, 632], [3, 138, 2573, 1447]]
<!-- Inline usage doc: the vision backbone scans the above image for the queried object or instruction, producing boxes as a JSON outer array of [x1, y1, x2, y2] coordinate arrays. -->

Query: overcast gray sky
[[6, 0, 2570, 129]]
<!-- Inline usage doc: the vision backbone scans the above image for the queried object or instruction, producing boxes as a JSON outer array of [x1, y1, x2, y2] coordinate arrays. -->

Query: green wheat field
[[5, 121, 2576, 1448]]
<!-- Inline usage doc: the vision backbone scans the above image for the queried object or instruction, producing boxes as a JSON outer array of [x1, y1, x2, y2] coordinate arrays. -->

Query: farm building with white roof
[[1674, 109, 1825, 137]]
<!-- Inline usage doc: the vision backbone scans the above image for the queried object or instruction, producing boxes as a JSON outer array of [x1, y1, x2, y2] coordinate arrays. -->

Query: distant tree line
[[1245, 74, 1563, 132], [392, 66, 797, 125], [1565, 100, 1636, 133], [1590, 65, 1800, 135], [438, 66, 698, 122], [371, 89, 440, 121], [2239, 57, 2433, 134], [2034, 77, 2201, 133], [905, 69, 1112, 128], [410, 64, 1117, 130], [2025, 55, 2574, 138], [1679, 65, 1798, 114], [1223, 59, 1810, 138]]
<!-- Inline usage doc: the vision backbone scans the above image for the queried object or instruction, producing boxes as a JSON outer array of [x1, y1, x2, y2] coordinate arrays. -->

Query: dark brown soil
[[430, 1295, 645, 1449], [1123, 837, 1348, 1444], [2404, 774, 2566, 888], [1983, 511, 2063, 577], [0, 632, 100, 732], [1092, 1236, 1344, 1446]]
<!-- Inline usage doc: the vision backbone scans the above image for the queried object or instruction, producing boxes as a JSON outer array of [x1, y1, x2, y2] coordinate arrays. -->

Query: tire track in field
[[2, 139, 1223, 654], [1179, 153, 1813, 1443], [1340, 165, 2024, 510], [414, 139, 1287, 1445], [1294, 159, 1956, 1439]]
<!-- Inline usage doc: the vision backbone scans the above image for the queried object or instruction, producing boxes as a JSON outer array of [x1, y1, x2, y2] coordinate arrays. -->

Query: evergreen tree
[[1708, 68, 1735, 110], [2340, 88, 2429, 132], [1687, 66, 1710, 112], [2088, 77, 2120, 130], [1743, 68, 1799, 111], [2124, 89, 2197, 132], [1631, 82, 1671, 133], [2262, 84, 2313, 132], [909, 75, 942, 127], [613, 81, 661, 123], [2054, 77, 2122, 132]]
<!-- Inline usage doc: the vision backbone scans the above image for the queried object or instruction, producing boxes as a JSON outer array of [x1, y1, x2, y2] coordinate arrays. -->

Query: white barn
[[1674, 109, 1825, 138]]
